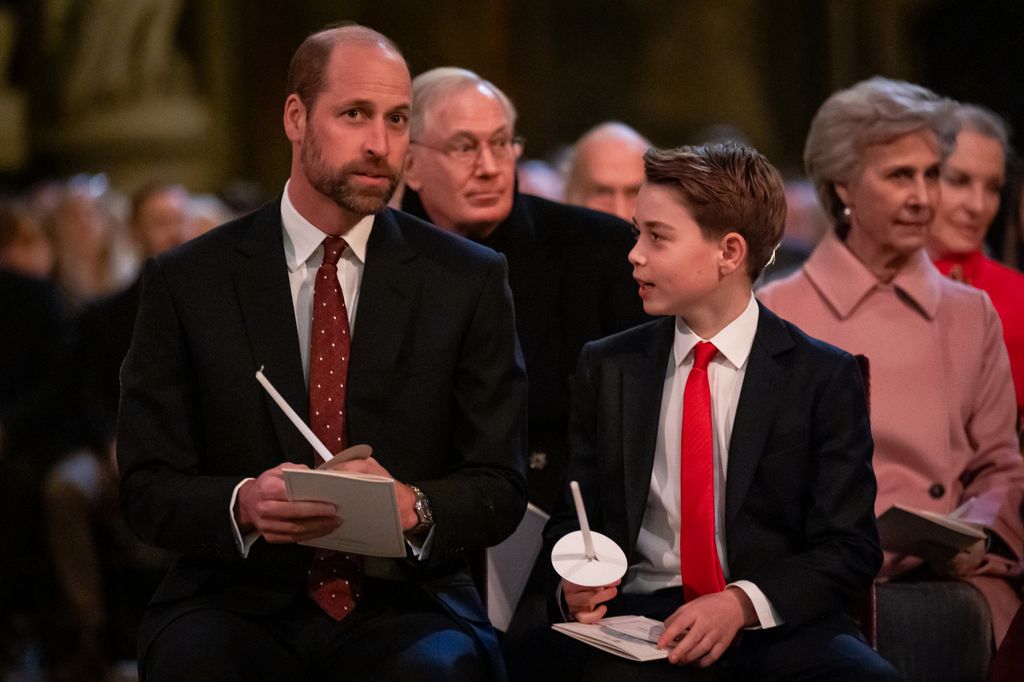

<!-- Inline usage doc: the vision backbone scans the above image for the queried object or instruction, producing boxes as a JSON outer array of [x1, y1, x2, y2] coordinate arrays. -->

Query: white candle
[[255, 366, 334, 462], [570, 480, 597, 560]]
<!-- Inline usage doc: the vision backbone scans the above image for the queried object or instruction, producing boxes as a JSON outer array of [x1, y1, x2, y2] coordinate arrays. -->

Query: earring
[[842, 206, 852, 219]]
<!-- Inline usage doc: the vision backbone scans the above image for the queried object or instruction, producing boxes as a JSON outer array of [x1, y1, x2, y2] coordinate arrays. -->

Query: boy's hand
[[562, 578, 621, 623], [658, 587, 755, 667]]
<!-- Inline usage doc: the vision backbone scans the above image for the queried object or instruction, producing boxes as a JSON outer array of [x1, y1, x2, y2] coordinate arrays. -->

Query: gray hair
[[804, 76, 958, 228], [954, 103, 1011, 154], [410, 67, 517, 141]]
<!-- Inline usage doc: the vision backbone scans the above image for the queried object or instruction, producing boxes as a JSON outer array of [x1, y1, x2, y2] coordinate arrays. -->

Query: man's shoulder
[[387, 208, 504, 271]]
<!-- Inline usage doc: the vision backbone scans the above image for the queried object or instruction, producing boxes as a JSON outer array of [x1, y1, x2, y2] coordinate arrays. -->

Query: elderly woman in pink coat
[[759, 77, 1024, 645]]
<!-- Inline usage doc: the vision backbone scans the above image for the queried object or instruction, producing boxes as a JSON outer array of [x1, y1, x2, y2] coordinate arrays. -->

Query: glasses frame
[[410, 134, 525, 166]]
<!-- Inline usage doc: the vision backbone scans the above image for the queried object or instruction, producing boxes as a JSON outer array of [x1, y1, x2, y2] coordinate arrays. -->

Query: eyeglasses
[[411, 134, 524, 166]]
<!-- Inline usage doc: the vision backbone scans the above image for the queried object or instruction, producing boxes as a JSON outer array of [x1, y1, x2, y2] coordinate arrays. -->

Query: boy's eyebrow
[[637, 219, 676, 231]]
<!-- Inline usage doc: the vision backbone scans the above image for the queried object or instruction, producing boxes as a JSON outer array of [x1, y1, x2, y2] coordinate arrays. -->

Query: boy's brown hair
[[644, 142, 786, 280]]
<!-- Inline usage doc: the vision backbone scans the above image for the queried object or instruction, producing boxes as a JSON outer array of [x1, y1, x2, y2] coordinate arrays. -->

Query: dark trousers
[[143, 577, 493, 682], [524, 587, 902, 682]]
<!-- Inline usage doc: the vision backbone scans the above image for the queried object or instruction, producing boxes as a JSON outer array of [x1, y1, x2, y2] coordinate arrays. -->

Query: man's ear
[[718, 232, 748, 276], [283, 94, 307, 144], [403, 150, 423, 192]]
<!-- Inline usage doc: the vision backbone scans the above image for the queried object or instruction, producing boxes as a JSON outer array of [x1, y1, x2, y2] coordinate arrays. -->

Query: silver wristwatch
[[408, 484, 434, 535]]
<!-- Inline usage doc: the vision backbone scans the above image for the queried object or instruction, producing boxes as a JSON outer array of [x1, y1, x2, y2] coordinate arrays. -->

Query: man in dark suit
[[541, 144, 899, 680], [399, 68, 648, 513], [117, 25, 527, 681]]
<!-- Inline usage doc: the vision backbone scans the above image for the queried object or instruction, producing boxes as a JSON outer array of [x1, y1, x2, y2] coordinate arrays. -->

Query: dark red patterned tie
[[306, 235, 362, 620], [680, 341, 726, 602]]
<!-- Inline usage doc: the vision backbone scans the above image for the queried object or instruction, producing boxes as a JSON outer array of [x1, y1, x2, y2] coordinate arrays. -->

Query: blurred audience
[[0, 200, 56, 278], [563, 121, 648, 221], [927, 104, 1024, 426], [43, 175, 134, 308], [42, 182, 194, 681], [759, 77, 1024, 646], [0, 175, 245, 680], [516, 158, 564, 201]]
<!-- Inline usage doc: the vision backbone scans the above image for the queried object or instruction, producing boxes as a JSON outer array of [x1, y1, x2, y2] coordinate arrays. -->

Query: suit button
[[929, 483, 945, 499]]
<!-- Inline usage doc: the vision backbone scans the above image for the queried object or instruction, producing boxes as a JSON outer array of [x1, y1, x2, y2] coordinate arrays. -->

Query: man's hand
[[236, 463, 340, 542], [920, 537, 986, 578], [562, 579, 621, 624], [657, 587, 755, 667], [324, 456, 419, 531]]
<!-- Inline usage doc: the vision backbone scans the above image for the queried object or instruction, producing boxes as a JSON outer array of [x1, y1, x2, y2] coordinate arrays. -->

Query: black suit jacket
[[117, 202, 528, 665], [402, 189, 649, 510], [544, 305, 882, 626]]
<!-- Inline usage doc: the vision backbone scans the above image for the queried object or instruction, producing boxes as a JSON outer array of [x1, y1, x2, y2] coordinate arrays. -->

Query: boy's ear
[[718, 232, 747, 277]]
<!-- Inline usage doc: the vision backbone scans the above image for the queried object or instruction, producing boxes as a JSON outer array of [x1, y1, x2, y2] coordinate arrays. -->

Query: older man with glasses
[[402, 67, 649, 518]]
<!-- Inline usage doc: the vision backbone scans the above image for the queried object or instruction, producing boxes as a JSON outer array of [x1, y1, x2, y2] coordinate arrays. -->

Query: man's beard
[[301, 132, 400, 215]]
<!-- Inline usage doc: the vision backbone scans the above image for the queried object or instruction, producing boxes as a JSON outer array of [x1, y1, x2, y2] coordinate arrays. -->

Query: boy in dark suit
[[543, 143, 900, 680]]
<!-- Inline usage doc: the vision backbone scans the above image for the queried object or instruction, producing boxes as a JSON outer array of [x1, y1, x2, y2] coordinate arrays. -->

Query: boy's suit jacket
[[544, 304, 882, 626], [117, 201, 528, 666]]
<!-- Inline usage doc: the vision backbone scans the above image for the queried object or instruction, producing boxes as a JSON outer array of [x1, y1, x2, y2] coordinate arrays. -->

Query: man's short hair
[[410, 67, 517, 141], [644, 142, 786, 280], [286, 24, 403, 111]]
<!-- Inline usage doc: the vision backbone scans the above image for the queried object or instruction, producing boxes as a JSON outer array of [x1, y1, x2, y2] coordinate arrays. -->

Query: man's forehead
[[425, 84, 511, 134], [324, 41, 411, 96]]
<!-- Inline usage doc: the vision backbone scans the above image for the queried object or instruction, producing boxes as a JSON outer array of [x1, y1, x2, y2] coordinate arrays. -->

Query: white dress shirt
[[230, 182, 372, 555], [623, 294, 782, 628]]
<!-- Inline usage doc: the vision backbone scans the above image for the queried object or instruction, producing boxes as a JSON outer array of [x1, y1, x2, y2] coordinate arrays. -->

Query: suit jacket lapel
[[346, 209, 419, 442], [620, 317, 674, 550], [232, 202, 313, 465], [725, 304, 794, 526]]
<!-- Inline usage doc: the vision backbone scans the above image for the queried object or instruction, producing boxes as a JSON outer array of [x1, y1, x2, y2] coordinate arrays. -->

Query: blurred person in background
[[0, 198, 74, 680], [516, 158, 564, 202], [44, 175, 133, 308], [0, 199, 55, 279], [42, 182, 189, 682], [759, 77, 1024, 647], [926, 104, 1024, 427], [563, 121, 649, 222]]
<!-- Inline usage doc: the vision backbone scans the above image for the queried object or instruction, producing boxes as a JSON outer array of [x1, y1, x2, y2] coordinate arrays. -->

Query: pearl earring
[[842, 206, 852, 219]]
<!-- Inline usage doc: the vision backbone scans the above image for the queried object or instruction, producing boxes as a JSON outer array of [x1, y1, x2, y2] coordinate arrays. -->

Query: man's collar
[[804, 232, 942, 320], [673, 293, 759, 370], [280, 180, 373, 271]]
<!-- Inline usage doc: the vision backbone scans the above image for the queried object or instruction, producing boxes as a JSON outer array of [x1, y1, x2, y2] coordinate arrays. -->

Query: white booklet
[[283, 468, 406, 558], [552, 615, 669, 662], [877, 503, 986, 556]]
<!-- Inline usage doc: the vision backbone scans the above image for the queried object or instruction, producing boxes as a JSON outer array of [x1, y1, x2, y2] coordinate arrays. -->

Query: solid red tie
[[680, 341, 726, 602], [306, 235, 362, 621]]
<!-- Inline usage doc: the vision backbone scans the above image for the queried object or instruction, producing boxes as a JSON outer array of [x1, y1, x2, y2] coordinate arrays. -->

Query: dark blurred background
[[0, 0, 1021, 195]]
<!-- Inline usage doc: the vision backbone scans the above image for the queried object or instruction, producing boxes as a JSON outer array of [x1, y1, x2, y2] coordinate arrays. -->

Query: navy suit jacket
[[117, 202, 528, 667], [544, 304, 882, 626]]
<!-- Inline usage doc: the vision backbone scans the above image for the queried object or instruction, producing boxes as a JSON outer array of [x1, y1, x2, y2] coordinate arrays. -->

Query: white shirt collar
[[673, 294, 759, 370], [280, 179, 374, 271]]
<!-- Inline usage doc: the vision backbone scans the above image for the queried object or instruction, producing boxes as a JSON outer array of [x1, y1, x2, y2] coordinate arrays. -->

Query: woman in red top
[[928, 104, 1024, 428]]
